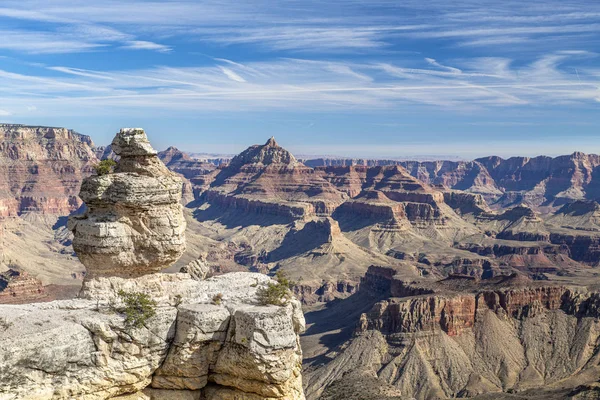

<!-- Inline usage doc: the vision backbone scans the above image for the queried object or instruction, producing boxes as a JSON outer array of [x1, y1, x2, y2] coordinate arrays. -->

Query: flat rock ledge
[[0, 272, 306, 400]]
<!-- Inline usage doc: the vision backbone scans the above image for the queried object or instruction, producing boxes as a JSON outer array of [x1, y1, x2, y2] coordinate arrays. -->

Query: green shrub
[[94, 159, 117, 176], [116, 290, 157, 329], [257, 270, 295, 306], [212, 293, 223, 305]]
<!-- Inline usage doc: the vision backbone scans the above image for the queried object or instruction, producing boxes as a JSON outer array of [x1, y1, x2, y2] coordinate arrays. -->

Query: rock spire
[[68, 128, 186, 278]]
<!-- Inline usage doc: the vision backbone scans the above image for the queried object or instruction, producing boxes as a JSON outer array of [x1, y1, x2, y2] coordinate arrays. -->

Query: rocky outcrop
[[68, 128, 186, 278], [0, 272, 306, 400], [303, 158, 403, 168], [0, 269, 47, 304], [398, 152, 600, 207], [0, 128, 306, 399], [203, 138, 347, 219], [549, 232, 600, 264], [0, 124, 98, 216], [443, 191, 490, 215]]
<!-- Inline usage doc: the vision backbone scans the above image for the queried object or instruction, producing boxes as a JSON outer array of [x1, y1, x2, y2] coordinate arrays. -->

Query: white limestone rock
[[68, 128, 186, 278], [0, 272, 305, 400]]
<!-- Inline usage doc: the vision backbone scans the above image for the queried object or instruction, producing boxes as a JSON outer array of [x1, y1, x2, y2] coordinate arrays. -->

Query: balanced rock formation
[[68, 128, 186, 278], [0, 272, 306, 400], [0, 129, 306, 400]]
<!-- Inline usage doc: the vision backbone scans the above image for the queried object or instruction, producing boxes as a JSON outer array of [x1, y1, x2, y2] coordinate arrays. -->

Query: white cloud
[[120, 40, 171, 53], [0, 30, 105, 54], [0, 52, 597, 117], [0, 0, 597, 54], [219, 67, 246, 83]]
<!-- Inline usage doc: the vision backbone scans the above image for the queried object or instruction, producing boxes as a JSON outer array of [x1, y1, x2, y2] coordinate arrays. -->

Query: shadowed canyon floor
[[2, 125, 600, 398]]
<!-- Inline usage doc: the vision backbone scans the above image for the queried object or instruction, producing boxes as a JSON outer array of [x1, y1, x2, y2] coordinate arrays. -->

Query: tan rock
[[0, 272, 306, 400], [68, 128, 186, 278]]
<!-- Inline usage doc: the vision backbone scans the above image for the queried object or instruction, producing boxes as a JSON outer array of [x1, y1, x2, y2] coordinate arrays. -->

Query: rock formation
[[0, 272, 306, 400], [0, 124, 98, 216], [68, 128, 186, 278], [202, 137, 348, 219], [397, 152, 600, 207], [0, 128, 306, 400], [158, 147, 216, 178], [303, 266, 600, 400], [0, 269, 47, 304]]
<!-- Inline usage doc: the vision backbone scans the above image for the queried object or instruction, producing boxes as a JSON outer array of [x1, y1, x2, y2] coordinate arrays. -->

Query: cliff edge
[[0, 128, 306, 400]]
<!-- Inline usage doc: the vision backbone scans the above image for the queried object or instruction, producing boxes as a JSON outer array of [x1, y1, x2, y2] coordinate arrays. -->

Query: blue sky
[[0, 0, 599, 158]]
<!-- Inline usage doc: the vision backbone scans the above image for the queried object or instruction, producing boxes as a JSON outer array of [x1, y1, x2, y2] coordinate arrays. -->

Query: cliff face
[[397, 152, 600, 206], [0, 272, 306, 400], [304, 266, 600, 400], [0, 269, 47, 304], [0, 124, 98, 216], [158, 146, 217, 180], [400, 160, 501, 197]]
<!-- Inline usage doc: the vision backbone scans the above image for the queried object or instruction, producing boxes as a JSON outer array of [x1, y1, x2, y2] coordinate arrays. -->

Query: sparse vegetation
[[116, 289, 157, 329], [94, 159, 117, 176], [257, 270, 295, 306], [212, 293, 223, 305], [173, 294, 183, 307]]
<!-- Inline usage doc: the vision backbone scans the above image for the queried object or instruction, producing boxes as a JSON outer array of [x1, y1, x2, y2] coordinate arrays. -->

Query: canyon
[[0, 128, 306, 400], [2, 124, 600, 399], [302, 267, 600, 399]]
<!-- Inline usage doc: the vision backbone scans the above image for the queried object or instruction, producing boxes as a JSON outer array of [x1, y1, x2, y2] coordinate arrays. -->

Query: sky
[[0, 0, 599, 159]]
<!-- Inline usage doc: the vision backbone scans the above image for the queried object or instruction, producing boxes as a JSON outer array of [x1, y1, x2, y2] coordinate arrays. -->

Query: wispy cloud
[[0, 0, 597, 146], [0, 53, 597, 117], [219, 67, 246, 83], [120, 40, 171, 52], [0, 0, 595, 54]]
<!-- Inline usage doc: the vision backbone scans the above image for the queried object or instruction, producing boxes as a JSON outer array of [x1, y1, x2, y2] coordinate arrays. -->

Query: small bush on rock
[[212, 293, 223, 305], [257, 270, 295, 306], [116, 290, 157, 329], [94, 159, 117, 176]]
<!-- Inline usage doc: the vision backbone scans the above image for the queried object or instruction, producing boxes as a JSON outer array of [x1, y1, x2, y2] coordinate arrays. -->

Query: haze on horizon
[[0, 0, 598, 159]]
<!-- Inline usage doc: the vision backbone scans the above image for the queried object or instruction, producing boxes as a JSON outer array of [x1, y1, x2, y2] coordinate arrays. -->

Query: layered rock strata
[[399, 152, 600, 206], [0, 124, 98, 216], [0, 272, 306, 400], [0, 269, 47, 304], [304, 266, 600, 399], [202, 137, 347, 219], [68, 128, 186, 278]]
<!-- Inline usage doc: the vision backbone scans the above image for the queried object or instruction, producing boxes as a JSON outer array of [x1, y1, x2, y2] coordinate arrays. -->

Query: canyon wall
[[0, 124, 98, 216], [305, 266, 600, 399]]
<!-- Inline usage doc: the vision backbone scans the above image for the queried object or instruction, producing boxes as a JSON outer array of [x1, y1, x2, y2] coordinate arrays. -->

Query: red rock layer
[[0, 269, 47, 304], [204, 138, 347, 218], [0, 124, 99, 215], [357, 283, 582, 337]]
